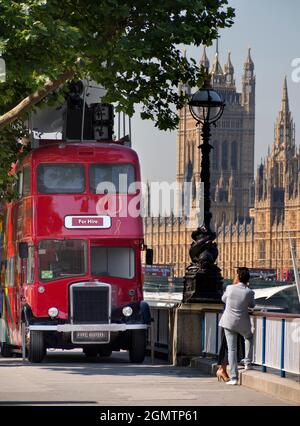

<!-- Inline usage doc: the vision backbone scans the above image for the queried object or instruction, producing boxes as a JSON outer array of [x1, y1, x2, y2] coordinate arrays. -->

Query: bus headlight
[[48, 307, 59, 318], [122, 306, 133, 317]]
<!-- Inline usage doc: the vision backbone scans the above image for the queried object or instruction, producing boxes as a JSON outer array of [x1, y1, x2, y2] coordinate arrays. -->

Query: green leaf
[[0, 0, 235, 199]]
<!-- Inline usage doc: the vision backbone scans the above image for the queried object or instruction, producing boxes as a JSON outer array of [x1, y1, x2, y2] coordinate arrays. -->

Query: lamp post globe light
[[0, 53, 6, 83], [183, 76, 225, 303]]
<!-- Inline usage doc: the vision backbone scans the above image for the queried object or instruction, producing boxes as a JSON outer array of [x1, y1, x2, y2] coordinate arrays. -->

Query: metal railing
[[202, 310, 300, 378], [144, 280, 300, 375], [201, 310, 223, 356], [147, 306, 175, 363]]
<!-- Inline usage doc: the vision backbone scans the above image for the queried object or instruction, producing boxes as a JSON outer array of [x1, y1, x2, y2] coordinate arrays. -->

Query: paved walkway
[[0, 350, 292, 406]]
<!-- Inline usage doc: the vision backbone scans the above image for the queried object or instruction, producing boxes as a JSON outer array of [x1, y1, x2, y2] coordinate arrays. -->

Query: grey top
[[219, 283, 255, 336]]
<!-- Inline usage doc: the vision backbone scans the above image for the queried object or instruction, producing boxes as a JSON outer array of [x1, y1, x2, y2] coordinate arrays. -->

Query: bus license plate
[[72, 331, 110, 343]]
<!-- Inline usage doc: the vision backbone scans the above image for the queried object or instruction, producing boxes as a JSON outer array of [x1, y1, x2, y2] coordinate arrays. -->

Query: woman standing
[[216, 331, 245, 382], [218, 267, 255, 385], [216, 268, 253, 383]]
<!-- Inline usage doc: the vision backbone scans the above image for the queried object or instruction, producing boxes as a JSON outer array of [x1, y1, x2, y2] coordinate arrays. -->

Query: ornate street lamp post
[[183, 76, 225, 303]]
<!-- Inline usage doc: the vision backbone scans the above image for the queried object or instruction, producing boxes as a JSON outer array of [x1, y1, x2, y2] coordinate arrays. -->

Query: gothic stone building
[[176, 47, 256, 227], [144, 48, 299, 279], [144, 48, 256, 277], [217, 77, 300, 279]]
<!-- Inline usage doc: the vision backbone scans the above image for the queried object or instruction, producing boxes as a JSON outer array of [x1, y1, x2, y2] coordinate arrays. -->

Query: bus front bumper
[[28, 323, 149, 332]]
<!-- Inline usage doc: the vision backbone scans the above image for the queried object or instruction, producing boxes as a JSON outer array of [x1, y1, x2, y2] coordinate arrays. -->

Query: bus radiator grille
[[72, 286, 109, 324]]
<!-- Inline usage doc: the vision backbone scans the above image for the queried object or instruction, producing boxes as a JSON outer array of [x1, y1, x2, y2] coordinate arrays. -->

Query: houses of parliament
[[144, 47, 300, 279]]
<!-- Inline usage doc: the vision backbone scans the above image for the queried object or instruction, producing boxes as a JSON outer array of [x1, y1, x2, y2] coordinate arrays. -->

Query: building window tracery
[[231, 141, 237, 170], [222, 141, 228, 170]]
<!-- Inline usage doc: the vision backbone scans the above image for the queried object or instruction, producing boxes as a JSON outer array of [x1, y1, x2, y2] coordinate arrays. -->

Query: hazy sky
[[131, 0, 300, 184]]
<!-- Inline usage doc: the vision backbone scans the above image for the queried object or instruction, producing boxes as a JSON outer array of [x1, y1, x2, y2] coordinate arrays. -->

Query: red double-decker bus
[[0, 140, 151, 363]]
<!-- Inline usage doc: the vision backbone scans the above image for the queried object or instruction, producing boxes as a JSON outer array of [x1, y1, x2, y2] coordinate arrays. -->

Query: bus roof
[[27, 141, 140, 165]]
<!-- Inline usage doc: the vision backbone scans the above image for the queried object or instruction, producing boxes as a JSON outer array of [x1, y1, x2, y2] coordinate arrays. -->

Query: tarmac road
[[0, 350, 292, 406]]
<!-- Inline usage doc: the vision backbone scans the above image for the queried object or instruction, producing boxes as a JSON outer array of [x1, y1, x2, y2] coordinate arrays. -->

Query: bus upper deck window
[[89, 164, 136, 194], [23, 166, 31, 196], [37, 164, 85, 194]]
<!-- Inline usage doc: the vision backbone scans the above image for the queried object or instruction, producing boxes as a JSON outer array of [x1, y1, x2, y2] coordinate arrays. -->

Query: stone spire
[[199, 46, 210, 72], [224, 51, 235, 86], [211, 52, 224, 86], [181, 49, 191, 95], [211, 52, 223, 76], [281, 76, 290, 118], [274, 77, 293, 148], [242, 47, 255, 109], [211, 38, 225, 86], [224, 51, 234, 73], [244, 47, 254, 72]]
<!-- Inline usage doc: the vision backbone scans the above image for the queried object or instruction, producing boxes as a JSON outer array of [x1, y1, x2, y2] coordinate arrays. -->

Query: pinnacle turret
[[181, 49, 191, 95], [274, 77, 293, 148], [211, 52, 223, 76], [211, 52, 224, 86], [242, 47, 255, 109], [244, 47, 254, 72], [224, 51, 234, 74], [224, 51, 235, 86], [281, 76, 290, 117], [200, 46, 210, 71]]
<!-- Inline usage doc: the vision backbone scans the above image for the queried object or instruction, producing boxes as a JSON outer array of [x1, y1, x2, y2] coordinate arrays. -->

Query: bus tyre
[[28, 331, 46, 363], [129, 329, 146, 363], [1, 342, 13, 357], [83, 346, 98, 358], [98, 348, 112, 357]]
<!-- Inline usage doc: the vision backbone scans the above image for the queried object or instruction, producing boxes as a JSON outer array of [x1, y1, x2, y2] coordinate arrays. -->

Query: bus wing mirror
[[146, 248, 153, 265], [19, 242, 28, 259]]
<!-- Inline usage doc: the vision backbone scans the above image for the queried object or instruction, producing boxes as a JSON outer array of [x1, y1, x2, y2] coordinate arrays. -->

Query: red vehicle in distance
[[280, 269, 296, 283], [0, 140, 151, 363]]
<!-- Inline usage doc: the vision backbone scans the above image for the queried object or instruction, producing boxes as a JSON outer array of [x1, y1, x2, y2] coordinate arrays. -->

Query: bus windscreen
[[38, 240, 87, 281], [90, 246, 135, 279]]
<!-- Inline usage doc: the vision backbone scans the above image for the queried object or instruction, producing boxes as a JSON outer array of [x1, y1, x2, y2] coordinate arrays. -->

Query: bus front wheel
[[28, 331, 46, 363], [98, 347, 112, 357], [0, 342, 13, 357], [83, 346, 98, 358], [129, 329, 147, 363]]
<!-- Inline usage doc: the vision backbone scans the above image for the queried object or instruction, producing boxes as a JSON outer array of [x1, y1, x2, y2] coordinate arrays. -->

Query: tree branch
[[0, 66, 78, 131]]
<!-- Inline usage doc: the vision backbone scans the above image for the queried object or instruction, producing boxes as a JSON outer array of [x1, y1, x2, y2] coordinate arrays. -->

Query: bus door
[[16, 243, 34, 344], [19, 241, 34, 300]]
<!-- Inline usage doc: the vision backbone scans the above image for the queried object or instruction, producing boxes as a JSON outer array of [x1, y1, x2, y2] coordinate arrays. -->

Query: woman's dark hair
[[237, 267, 250, 284]]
